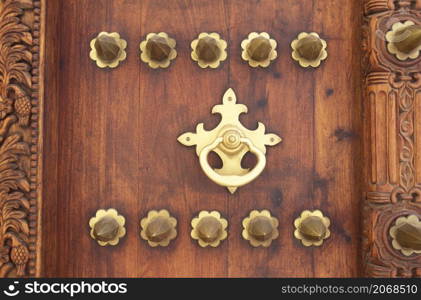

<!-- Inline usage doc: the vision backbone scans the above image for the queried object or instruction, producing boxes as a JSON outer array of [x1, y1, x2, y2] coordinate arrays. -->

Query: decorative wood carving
[[0, 0, 42, 277], [362, 0, 421, 277]]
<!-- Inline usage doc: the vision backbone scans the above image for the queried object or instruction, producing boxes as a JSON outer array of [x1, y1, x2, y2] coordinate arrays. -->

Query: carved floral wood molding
[[0, 0, 42, 277], [363, 0, 421, 277]]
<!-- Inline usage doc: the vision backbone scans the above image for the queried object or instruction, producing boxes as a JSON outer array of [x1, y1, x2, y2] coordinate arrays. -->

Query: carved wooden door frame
[[362, 0, 421, 277], [0, 0, 420, 277], [0, 0, 43, 277]]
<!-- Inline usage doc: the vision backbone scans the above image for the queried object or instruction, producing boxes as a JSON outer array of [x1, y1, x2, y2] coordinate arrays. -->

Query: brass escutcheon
[[291, 32, 327, 68], [242, 210, 279, 247], [191, 211, 228, 247], [390, 215, 421, 256], [241, 32, 277, 68], [386, 21, 421, 61], [89, 208, 126, 246], [191, 32, 227, 68], [178, 88, 282, 193], [294, 210, 331, 247], [139, 32, 177, 68], [140, 209, 177, 247], [89, 32, 127, 68]]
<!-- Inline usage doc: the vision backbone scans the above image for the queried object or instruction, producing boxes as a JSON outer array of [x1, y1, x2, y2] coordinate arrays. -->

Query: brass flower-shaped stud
[[386, 21, 421, 61], [89, 208, 126, 246], [291, 32, 327, 68], [294, 210, 331, 247], [241, 32, 277, 68], [89, 32, 127, 68], [140, 209, 177, 247], [139, 32, 177, 68], [191, 211, 228, 247], [242, 210, 279, 247], [191, 32, 227, 68], [390, 215, 421, 256]]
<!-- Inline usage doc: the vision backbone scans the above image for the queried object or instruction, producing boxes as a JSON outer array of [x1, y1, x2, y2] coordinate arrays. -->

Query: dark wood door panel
[[42, 0, 362, 277]]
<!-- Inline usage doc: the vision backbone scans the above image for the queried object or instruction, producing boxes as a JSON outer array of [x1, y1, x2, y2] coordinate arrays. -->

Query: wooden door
[[1, 0, 420, 278], [41, 0, 362, 277]]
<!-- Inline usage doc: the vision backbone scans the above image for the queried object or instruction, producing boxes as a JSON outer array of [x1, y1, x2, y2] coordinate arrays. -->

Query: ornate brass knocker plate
[[178, 88, 282, 193]]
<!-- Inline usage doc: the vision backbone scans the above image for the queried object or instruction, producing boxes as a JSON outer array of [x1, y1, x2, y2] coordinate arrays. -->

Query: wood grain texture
[[362, 0, 421, 277], [224, 0, 362, 277], [38, 0, 363, 277]]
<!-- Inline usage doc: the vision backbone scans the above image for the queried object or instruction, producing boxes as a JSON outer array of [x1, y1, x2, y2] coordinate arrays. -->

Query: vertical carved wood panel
[[0, 0, 43, 277], [362, 0, 421, 277]]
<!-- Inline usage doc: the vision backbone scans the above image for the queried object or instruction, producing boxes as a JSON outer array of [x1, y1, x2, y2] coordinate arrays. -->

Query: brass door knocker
[[178, 88, 282, 193]]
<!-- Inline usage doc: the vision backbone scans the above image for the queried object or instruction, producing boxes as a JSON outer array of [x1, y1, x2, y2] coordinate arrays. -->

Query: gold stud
[[294, 210, 331, 247], [242, 210, 279, 247], [140, 209, 177, 247], [89, 32, 127, 68], [89, 208, 126, 246], [139, 32, 177, 68], [291, 32, 327, 68], [390, 215, 421, 256], [241, 32, 277, 68], [191, 210, 228, 247], [191, 32, 227, 68], [386, 21, 421, 61]]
